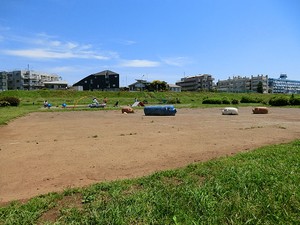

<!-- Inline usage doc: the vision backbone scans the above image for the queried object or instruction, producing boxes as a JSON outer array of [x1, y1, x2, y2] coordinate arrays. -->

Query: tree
[[147, 80, 168, 91], [257, 81, 263, 93]]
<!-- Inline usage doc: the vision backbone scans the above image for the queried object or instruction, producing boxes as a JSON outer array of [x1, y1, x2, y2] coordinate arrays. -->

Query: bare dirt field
[[0, 107, 299, 203]]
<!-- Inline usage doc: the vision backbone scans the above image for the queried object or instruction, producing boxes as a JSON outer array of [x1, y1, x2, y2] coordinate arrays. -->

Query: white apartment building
[[5, 70, 67, 90], [176, 74, 214, 91], [217, 75, 268, 93]]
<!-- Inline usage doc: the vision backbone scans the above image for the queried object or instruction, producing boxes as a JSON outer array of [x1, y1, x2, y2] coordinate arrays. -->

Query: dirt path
[[0, 107, 299, 203]]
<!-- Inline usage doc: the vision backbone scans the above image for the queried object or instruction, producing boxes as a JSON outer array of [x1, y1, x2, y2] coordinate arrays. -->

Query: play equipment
[[132, 101, 145, 107], [144, 105, 177, 116], [122, 106, 134, 113], [73, 96, 107, 108], [89, 103, 106, 108], [252, 107, 268, 114], [222, 107, 238, 115], [73, 96, 88, 108]]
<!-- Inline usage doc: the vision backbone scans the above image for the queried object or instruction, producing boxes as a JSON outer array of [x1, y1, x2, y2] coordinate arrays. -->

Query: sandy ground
[[0, 107, 299, 203]]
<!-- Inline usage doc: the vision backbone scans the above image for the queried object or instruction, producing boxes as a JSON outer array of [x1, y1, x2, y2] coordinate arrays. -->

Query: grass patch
[[0, 105, 38, 125], [1, 140, 300, 224]]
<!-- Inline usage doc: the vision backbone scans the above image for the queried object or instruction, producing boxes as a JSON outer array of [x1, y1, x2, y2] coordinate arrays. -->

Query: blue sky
[[1, 0, 299, 86]]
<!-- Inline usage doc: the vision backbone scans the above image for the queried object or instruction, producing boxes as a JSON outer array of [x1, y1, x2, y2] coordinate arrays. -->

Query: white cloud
[[65, 42, 78, 49], [161, 56, 191, 66], [4, 49, 74, 59], [121, 40, 136, 45], [113, 39, 136, 46], [46, 66, 78, 73], [36, 32, 57, 39], [1, 32, 114, 60], [3, 48, 110, 60], [50, 40, 61, 47], [120, 59, 160, 67]]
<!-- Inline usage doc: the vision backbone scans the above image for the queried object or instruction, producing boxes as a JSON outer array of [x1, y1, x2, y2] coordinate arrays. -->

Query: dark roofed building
[[73, 70, 119, 91]]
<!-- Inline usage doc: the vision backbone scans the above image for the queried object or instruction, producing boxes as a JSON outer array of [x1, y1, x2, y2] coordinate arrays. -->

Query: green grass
[[1, 140, 300, 224], [0, 106, 38, 125]]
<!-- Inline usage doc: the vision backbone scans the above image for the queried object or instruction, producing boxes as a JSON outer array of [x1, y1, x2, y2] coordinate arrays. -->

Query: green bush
[[0, 100, 10, 107], [167, 98, 181, 104], [202, 97, 235, 105], [290, 95, 300, 105], [290, 98, 300, 105], [0, 96, 20, 106], [269, 96, 290, 106], [240, 96, 261, 103], [231, 99, 239, 104], [166, 98, 176, 104], [221, 98, 231, 104], [202, 98, 222, 104]]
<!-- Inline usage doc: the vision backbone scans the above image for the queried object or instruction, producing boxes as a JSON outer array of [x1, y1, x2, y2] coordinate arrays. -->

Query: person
[[43, 100, 48, 108], [93, 98, 99, 104], [89, 98, 100, 108], [103, 97, 108, 104], [114, 101, 119, 107]]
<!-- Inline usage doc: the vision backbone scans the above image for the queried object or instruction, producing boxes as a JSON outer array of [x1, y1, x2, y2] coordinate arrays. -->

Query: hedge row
[[269, 95, 300, 106], [202, 95, 300, 106], [202, 98, 239, 105]]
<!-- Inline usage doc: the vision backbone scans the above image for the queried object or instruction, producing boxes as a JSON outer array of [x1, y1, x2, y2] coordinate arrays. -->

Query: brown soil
[[0, 107, 299, 203]]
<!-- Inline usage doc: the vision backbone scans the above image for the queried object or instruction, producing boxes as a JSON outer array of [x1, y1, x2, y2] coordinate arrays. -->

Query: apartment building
[[0, 71, 8, 91], [176, 74, 214, 91], [217, 76, 250, 92], [217, 75, 268, 93], [250, 75, 269, 93], [269, 74, 300, 94], [3, 70, 65, 90]]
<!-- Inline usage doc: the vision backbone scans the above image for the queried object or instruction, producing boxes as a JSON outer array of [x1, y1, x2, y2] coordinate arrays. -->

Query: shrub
[[231, 99, 239, 104], [221, 98, 231, 104], [0, 100, 10, 107], [240, 96, 261, 103], [0, 96, 20, 106], [261, 99, 269, 105], [290, 95, 300, 105], [202, 98, 222, 104], [290, 98, 300, 105], [269, 96, 290, 106], [167, 98, 178, 104]]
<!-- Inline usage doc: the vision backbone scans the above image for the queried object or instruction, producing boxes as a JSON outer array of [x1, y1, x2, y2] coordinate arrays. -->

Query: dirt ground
[[0, 107, 299, 203]]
